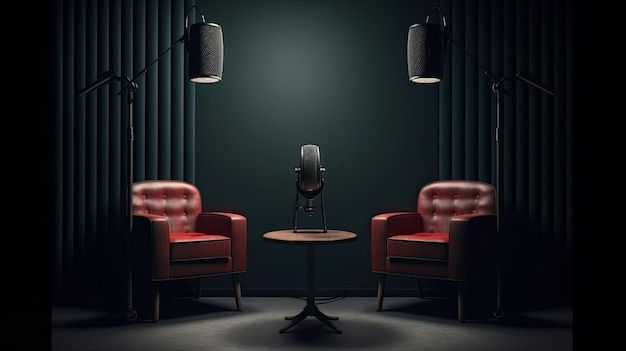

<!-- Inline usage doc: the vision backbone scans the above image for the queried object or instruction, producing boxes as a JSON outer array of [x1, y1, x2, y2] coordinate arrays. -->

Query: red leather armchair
[[371, 180, 496, 321], [132, 180, 247, 321]]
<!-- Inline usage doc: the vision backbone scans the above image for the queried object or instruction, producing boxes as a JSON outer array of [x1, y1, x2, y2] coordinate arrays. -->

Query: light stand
[[408, 6, 555, 319], [489, 72, 555, 318], [79, 5, 223, 321], [79, 72, 138, 321]]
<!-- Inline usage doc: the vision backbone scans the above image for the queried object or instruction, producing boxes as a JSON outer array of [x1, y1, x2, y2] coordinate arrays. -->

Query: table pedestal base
[[263, 233, 358, 334], [279, 244, 342, 334], [280, 302, 341, 334]]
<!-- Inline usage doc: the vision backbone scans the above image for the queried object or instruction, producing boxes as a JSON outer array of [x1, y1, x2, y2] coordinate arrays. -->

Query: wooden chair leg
[[415, 278, 424, 299], [457, 281, 465, 322], [152, 282, 160, 322], [377, 274, 387, 311], [233, 274, 242, 311], [195, 278, 203, 299]]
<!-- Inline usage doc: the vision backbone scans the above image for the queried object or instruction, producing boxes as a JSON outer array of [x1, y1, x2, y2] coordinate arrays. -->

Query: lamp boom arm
[[515, 73, 555, 95], [118, 36, 185, 94], [79, 71, 122, 96], [431, 5, 498, 84], [448, 39, 498, 84]]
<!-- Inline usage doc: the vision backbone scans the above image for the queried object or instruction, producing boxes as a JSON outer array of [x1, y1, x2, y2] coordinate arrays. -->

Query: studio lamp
[[78, 5, 223, 321], [407, 6, 555, 319], [293, 144, 328, 233]]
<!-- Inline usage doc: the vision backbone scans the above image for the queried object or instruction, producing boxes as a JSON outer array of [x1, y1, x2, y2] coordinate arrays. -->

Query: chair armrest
[[371, 212, 423, 272], [196, 212, 247, 272], [448, 214, 496, 280], [132, 214, 170, 280]]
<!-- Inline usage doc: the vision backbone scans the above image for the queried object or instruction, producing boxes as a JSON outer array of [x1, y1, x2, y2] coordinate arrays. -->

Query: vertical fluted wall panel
[[134, 0, 146, 181], [184, 0, 197, 183], [464, 0, 478, 180], [53, 0, 64, 301], [438, 0, 573, 308], [52, 0, 197, 303], [158, 0, 172, 179], [439, 0, 452, 180], [451, 0, 465, 179], [63, 0, 76, 291], [477, 0, 491, 183], [146, 0, 159, 179], [172, 0, 185, 180]]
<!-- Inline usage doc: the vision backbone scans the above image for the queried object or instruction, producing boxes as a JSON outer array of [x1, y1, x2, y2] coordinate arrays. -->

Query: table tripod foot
[[313, 309, 342, 334], [279, 311, 307, 333], [319, 311, 338, 320]]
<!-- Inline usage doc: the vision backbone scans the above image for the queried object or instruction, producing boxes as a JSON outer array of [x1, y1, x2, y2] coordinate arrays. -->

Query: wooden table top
[[263, 230, 357, 245]]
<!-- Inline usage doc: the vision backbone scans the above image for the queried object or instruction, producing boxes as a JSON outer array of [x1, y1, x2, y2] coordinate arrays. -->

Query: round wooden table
[[263, 230, 357, 334]]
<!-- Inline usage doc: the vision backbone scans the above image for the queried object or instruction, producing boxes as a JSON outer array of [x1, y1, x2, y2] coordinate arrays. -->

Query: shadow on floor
[[379, 297, 572, 329], [491, 309, 573, 329], [159, 298, 255, 320], [221, 315, 405, 349], [380, 297, 458, 320], [52, 299, 249, 328]]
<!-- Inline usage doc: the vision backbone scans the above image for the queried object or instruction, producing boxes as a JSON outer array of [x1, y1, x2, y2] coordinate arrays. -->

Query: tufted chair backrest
[[132, 180, 202, 233], [417, 180, 496, 233]]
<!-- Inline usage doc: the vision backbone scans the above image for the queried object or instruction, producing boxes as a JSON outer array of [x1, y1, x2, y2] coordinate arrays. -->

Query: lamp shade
[[188, 22, 223, 83], [407, 22, 442, 83]]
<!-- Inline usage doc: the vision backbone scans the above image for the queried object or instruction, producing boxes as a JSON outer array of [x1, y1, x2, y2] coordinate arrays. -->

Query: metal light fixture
[[407, 21, 443, 83], [187, 19, 223, 83]]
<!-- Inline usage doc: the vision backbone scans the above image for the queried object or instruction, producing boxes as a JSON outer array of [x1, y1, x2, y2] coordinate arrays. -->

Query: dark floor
[[52, 297, 572, 351]]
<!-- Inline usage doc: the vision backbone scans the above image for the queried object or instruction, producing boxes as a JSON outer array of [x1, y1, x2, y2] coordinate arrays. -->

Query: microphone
[[296, 144, 325, 215], [293, 144, 328, 232]]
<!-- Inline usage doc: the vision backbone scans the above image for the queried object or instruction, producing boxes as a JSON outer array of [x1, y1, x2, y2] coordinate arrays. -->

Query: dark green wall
[[50, 0, 573, 307], [196, 0, 439, 292]]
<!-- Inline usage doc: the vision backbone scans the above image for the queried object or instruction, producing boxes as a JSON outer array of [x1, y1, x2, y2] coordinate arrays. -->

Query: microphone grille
[[299, 144, 322, 195]]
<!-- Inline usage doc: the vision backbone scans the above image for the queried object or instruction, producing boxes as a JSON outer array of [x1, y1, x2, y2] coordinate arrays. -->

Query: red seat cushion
[[387, 232, 449, 261], [169, 232, 231, 261]]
